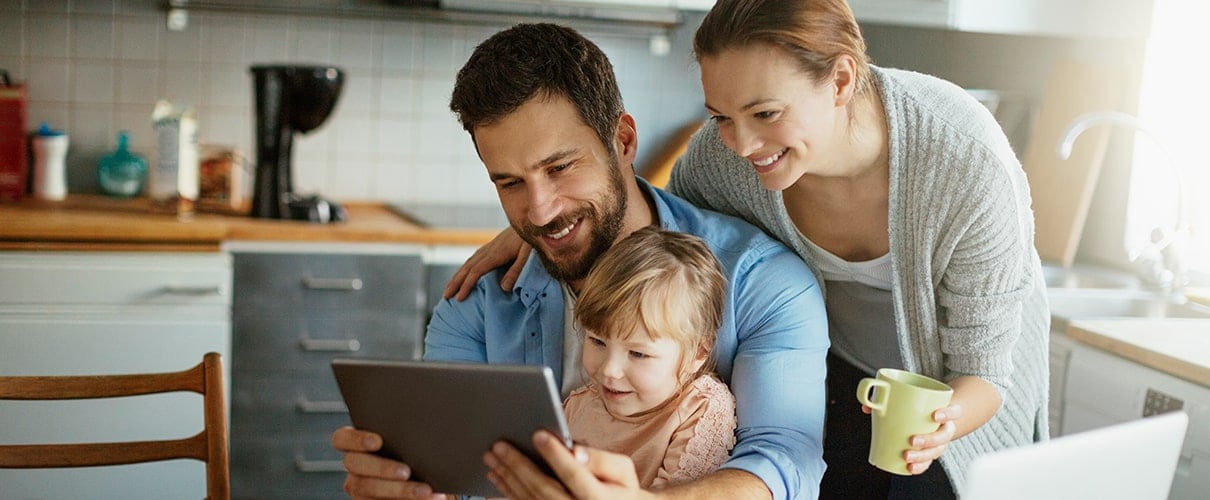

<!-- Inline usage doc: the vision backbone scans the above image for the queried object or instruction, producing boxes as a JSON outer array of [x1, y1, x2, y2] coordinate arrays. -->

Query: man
[[332, 23, 829, 499]]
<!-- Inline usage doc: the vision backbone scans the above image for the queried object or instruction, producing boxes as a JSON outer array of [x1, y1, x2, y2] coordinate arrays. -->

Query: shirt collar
[[638, 176, 682, 233]]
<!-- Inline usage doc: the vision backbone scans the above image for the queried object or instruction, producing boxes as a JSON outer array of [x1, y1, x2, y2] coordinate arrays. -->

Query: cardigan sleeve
[[666, 127, 714, 210], [932, 146, 1036, 394]]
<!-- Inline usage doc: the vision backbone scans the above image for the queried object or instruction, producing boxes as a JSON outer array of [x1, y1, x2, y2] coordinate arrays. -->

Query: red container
[[0, 74, 29, 200]]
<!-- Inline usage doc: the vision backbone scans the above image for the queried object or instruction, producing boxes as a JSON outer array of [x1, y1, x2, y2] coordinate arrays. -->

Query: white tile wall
[[27, 15, 71, 59], [4, 0, 708, 204]]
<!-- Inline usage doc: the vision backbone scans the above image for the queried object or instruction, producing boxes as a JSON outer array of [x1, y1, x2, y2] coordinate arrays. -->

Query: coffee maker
[[250, 65, 345, 222]]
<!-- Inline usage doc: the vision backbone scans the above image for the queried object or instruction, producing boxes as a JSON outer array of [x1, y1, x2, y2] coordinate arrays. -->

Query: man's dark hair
[[450, 23, 624, 155]]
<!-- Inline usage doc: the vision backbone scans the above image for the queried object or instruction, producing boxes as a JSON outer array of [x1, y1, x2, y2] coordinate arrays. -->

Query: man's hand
[[330, 426, 452, 499], [484, 430, 654, 500]]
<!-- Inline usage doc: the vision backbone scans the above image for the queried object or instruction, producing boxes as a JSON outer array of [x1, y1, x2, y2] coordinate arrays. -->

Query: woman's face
[[700, 43, 847, 191]]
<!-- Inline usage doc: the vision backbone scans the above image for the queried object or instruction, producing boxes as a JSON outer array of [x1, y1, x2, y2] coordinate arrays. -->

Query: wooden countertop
[[1067, 318, 1210, 387], [0, 195, 501, 251]]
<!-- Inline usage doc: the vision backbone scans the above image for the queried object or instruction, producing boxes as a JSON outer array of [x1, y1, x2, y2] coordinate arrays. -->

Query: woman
[[677, 0, 1050, 496], [449, 0, 1049, 497]]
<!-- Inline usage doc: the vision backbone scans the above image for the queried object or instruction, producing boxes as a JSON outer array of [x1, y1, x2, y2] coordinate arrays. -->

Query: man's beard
[[517, 163, 628, 283]]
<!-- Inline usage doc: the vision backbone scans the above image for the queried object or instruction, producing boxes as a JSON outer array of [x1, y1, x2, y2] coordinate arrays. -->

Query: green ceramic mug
[[855, 368, 953, 475]]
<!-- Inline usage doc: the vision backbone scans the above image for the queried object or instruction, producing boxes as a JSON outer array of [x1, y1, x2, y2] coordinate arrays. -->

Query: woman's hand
[[904, 404, 961, 475], [863, 374, 998, 475], [443, 228, 531, 301]]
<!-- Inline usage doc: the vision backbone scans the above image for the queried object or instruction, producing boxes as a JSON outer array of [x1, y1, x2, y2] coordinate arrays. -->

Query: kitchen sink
[[1042, 263, 1140, 289], [1047, 288, 1210, 331]]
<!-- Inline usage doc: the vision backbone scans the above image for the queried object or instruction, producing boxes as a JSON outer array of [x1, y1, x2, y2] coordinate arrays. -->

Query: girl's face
[[582, 324, 706, 417], [700, 43, 848, 191]]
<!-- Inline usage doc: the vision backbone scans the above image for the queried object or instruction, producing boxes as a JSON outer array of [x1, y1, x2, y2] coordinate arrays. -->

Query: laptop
[[331, 358, 573, 498], [961, 411, 1188, 500]]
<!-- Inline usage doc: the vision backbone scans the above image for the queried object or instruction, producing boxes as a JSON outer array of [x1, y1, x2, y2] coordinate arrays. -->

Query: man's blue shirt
[[425, 177, 829, 499]]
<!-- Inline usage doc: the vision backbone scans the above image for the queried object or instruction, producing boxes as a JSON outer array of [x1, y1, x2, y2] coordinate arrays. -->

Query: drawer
[[1, 464, 208, 500], [0, 251, 231, 306], [0, 315, 229, 377], [230, 434, 346, 500], [232, 313, 423, 373], [229, 374, 350, 499], [233, 252, 424, 312], [231, 371, 351, 428]]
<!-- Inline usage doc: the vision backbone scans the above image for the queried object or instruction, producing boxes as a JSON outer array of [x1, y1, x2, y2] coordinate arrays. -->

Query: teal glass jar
[[97, 131, 148, 198]]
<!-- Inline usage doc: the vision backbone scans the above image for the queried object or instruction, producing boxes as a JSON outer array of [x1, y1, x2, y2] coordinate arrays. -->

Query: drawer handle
[[297, 397, 348, 414], [160, 285, 224, 296], [302, 277, 363, 291], [299, 338, 362, 352], [295, 458, 346, 473]]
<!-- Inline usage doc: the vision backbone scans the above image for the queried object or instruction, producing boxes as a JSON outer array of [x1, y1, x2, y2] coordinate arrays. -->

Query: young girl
[[564, 226, 737, 488]]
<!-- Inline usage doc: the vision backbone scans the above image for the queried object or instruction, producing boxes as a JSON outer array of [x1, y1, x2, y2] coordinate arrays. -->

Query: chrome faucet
[[1056, 111, 1190, 294]]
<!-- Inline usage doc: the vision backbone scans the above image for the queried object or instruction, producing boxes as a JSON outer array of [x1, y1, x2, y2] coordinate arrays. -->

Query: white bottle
[[33, 123, 68, 200], [151, 101, 198, 217]]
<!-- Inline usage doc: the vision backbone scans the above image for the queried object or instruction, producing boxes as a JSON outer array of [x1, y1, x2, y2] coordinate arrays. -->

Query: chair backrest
[[0, 352, 229, 500]]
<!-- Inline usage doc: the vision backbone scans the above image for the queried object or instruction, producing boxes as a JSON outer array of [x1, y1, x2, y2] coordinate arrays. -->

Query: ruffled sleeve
[[654, 375, 737, 486]]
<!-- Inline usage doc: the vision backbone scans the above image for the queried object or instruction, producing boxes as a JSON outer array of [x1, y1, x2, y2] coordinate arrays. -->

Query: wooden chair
[[0, 352, 230, 500]]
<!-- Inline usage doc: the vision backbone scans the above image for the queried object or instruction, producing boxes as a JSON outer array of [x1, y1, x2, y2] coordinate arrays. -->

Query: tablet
[[331, 358, 573, 497]]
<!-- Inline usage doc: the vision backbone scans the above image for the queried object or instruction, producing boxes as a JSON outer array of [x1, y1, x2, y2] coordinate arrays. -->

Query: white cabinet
[[849, 0, 1154, 39], [638, 0, 1156, 38], [447, 0, 713, 9], [438, 0, 681, 24], [674, 0, 714, 10], [1048, 332, 1079, 436], [1062, 343, 1210, 499], [0, 251, 232, 500], [848, 0, 952, 29]]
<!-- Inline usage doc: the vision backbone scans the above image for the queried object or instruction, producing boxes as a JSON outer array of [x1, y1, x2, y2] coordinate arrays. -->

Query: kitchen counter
[[0, 195, 501, 251], [1067, 318, 1210, 387]]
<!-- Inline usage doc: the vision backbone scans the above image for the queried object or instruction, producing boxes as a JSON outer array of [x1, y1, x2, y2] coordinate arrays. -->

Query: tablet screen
[[332, 358, 573, 497]]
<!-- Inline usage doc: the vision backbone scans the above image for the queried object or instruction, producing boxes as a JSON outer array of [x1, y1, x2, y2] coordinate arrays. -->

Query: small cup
[[856, 368, 953, 475]]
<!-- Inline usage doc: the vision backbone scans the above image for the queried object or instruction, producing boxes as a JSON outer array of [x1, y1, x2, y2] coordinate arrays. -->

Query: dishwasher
[[1062, 345, 1210, 499]]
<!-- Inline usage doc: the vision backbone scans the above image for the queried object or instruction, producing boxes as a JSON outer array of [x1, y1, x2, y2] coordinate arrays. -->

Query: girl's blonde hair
[[694, 0, 872, 95], [575, 226, 726, 381]]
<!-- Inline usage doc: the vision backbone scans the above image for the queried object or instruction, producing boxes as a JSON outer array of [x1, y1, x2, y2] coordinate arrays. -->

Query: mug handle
[[856, 378, 890, 414]]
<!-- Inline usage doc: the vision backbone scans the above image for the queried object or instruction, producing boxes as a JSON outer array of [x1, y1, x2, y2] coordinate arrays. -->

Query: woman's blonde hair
[[694, 0, 872, 95], [575, 226, 726, 381]]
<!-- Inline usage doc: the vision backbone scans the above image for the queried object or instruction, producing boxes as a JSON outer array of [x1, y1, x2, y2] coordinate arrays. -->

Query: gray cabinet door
[[230, 250, 425, 499]]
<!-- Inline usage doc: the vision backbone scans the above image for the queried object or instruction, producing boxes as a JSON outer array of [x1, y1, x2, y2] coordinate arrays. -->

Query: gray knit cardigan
[[667, 65, 1050, 491]]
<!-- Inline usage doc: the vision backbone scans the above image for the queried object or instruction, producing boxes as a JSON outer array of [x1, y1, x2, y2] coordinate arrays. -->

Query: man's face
[[473, 94, 627, 283]]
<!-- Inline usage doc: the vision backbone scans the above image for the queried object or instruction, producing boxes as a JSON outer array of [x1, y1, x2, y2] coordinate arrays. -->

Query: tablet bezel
[[331, 358, 573, 497]]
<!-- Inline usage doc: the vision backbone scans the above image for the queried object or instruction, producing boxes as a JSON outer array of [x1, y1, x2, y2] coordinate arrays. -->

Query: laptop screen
[[960, 411, 1187, 500]]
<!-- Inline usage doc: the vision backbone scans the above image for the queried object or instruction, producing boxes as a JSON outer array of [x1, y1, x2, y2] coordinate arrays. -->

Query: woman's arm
[[914, 128, 1044, 470], [442, 228, 531, 301]]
